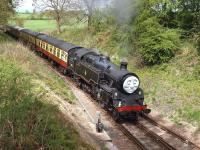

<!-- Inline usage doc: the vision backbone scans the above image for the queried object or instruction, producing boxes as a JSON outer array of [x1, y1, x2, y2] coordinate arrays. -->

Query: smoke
[[112, 0, 142, 24]]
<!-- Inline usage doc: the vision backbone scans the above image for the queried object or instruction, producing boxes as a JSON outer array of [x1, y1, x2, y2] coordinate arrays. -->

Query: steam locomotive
[[5, 26, 150, 121]]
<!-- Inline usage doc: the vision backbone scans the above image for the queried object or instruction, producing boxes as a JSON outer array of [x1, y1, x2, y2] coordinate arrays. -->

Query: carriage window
[[57, 49, 60, 58], [48, 45, 52, 52], [36, 39, 39, 46], [53, 47, 56, 55], [44, 43, 47, 50], [44, 43, 46, 50], [43, 42, 45, 49], [61, 51, 68, 62], [43, 42, 46, 50], [47, 44, 50, 51], [61, 51, 65, 60]]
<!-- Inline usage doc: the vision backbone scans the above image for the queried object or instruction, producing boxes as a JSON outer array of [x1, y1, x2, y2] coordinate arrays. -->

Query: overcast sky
[[17, 0, 34, 12], [17, 0, 112, 13]]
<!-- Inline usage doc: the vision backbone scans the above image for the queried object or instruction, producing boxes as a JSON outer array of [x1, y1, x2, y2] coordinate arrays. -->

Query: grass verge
[[0, 40, 92, 149]]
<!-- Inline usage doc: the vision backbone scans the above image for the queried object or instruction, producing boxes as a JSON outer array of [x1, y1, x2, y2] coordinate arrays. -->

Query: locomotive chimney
[[120, 61, 128, 70]]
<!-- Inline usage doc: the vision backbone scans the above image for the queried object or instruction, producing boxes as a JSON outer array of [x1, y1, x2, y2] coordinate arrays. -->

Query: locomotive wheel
[[112, 110, 121, 122]]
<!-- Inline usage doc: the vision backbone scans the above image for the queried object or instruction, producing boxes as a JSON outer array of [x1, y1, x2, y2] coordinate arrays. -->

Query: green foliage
[[108, 25, 132, 57], [0, 58, 31, 106], [133, 16, 180, 65], [177, 0, 200, 32], [0, 0, 14, 26], [0, 57, 90, 149], [91, 10, 107, 32], [178, 106, 200, 128], [0, 99, 83, 149]]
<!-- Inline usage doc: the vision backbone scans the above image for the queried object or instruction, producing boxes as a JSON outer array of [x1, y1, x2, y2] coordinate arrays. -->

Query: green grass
[[23, 20, 57, 32], [10, 18, 57, 32], [11, 13, 84, 32]]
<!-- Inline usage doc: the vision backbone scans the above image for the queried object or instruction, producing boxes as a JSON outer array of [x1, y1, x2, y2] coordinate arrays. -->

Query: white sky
[[17, 0, 34, 12], [16, 0, 111, 13]]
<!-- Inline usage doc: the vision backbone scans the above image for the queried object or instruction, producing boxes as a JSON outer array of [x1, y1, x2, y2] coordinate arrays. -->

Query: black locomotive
[[5, 25, 150, 121]]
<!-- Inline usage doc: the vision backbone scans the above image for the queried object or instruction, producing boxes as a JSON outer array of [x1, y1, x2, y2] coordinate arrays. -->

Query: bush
[[133, 17, 180, 65]]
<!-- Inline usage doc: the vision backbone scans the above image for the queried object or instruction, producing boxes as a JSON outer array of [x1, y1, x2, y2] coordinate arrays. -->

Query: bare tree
[[80, 0, 111, 28], [82, 0, 96, 28], [71, 0, 100, 28], [33, 0, 73, 33]]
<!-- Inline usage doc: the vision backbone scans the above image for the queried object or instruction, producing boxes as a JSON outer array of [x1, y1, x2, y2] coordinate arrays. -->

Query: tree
[[82, 0, 96, 28], [0, 0, 23, 27], [74, 0, 104, 28], [177, 0, 200, 32], [33, 0, 73, 33], [0, 0, 14, 26], [132, 0, 180, 65]]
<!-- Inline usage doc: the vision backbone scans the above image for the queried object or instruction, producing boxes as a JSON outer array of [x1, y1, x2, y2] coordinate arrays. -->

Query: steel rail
[[118, 124, 148, 150], [136, 122, 176, 150], [142, 114, 200, 150]]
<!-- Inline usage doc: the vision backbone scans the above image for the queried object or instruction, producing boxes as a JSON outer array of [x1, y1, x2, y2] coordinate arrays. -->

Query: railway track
[[32, 49, 200, 150], [118, 115, 200, 150], [139, 115, 200, 150]]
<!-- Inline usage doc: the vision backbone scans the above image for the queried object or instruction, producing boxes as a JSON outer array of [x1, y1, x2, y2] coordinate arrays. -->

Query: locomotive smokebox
[[120, 61, 128, 70]]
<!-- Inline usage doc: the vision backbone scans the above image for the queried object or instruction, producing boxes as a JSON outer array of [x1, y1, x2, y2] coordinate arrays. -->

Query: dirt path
[[36, 80, 116, 150]]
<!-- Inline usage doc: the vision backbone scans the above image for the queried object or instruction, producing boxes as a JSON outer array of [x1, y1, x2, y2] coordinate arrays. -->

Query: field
[[12, 13, 87, 32], [11, 13, 56, 32], [23, 20, 57, 32]]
